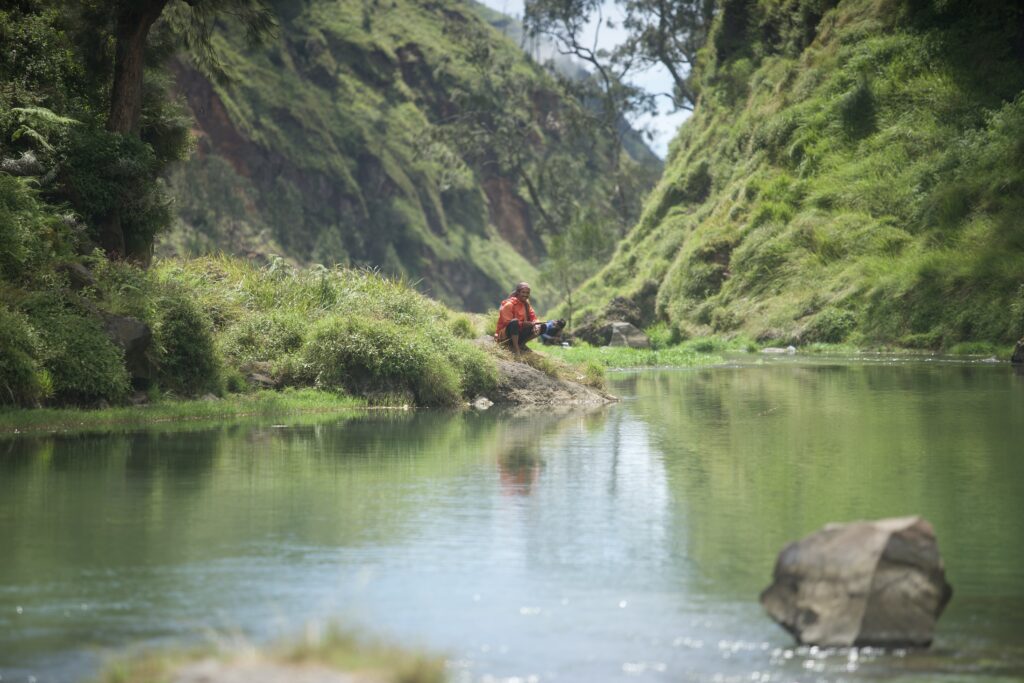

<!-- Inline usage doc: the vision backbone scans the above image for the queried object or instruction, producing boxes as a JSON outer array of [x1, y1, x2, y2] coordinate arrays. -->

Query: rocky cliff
[[162, 0, 655, 312]]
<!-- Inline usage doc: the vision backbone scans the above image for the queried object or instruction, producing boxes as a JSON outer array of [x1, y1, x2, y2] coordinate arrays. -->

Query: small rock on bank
[[491, 357, 616, 407], [760, 515, 952, 647]]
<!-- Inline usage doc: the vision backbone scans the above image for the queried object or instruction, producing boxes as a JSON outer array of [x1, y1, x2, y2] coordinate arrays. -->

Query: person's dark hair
[[551, 319, 566, 332], [513, 281, 531, 295]]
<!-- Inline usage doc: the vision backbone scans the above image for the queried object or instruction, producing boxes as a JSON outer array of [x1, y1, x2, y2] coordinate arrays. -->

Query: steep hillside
[[162, 0, 657, 311], [571, 0, 1024, 347]]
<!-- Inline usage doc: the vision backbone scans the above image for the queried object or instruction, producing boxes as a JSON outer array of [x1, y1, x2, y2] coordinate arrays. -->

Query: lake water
[[2, 356, 1023, 682]]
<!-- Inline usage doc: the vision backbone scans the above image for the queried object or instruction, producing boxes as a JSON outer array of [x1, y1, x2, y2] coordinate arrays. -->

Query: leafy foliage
[[303, 317, 462, 406], [153, 285, 223, 397], [21, 295, 130, 405], [0, 305, 49, 406]]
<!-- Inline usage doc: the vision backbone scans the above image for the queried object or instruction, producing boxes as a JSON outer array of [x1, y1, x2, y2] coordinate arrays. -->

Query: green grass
[[541, 343, 724, 369], [0, 388, 364, 437]]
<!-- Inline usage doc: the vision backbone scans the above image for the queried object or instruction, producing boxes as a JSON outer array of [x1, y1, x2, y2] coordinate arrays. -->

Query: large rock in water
[[760, 516, 952, 647]]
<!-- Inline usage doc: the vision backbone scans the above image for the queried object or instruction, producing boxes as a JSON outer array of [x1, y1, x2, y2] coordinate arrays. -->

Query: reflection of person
[[496, 282, 541, 355], [498, 442, 542, 496]]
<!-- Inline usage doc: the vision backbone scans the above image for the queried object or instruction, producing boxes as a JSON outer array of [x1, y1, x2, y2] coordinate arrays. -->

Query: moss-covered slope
[[572, 0, 1024, 347], [163, 0, 641, 312]]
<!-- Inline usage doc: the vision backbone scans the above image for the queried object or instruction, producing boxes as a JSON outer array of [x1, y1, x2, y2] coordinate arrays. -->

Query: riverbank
[[542, 335, 1018, 371]]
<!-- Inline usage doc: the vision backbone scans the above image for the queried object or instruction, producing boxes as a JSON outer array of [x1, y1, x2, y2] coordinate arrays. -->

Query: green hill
[[162, 0, 658, 311], [570, 0, 1024, 348]]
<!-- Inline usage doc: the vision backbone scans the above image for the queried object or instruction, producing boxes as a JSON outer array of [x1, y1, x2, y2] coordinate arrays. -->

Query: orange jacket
[[496, 296, 537, 339]]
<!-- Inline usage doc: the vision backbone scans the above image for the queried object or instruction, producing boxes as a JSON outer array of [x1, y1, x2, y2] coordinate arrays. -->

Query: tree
[[107, 0, 274, 135], [541, 207, 616, 327], [620, 0, 715, 111], [523, 0, 657, 231], [101, 0, 274, 259]]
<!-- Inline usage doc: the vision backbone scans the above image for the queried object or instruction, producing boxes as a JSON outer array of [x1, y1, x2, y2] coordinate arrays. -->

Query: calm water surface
[[2, 357, 1023, 682]]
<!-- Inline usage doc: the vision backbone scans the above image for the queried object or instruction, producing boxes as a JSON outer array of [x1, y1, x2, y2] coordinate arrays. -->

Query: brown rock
[[607, 322, 650, 349], [1011, 338, 1024, 364], [760, 516, 952, 647]]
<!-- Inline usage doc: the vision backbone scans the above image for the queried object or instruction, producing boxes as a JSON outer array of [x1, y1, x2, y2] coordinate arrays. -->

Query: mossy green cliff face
[[572, 0, 1024, 347], [163, 0, 635, 312]]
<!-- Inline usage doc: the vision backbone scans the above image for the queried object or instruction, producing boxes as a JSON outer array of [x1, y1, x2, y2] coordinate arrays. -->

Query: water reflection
[[0, 359, 1022, 682]]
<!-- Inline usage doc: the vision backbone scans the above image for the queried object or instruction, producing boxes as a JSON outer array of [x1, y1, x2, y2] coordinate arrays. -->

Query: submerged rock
[[760, 516, 952, 647], [761, 346, 797, 354]]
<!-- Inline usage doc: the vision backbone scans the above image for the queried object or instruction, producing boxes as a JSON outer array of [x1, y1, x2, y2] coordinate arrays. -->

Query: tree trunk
[[101, 0, 168, 260], [107, 0, 168, 135]]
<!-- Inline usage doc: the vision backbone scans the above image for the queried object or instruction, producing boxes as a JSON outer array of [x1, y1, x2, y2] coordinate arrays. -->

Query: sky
[[475, 0, 692, 158]]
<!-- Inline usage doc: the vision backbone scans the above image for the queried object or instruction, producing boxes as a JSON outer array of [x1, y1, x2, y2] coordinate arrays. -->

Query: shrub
[[154, 287, 222, 396], [222, 310, 305, 364], [0, 306, 48, 406], [837, 78, 875, 139], [59, 126, 174, 256], [644, 321, 681, 350], [302, 317, 461, 406], [444, 339, 498, 397], [87, 253, 157, 320], [583, 360, 606, 390], [449, 314, 476, 339], [22, 296, 129, 405], [0, 179, 68, 282], [805, 307, 857, 343]]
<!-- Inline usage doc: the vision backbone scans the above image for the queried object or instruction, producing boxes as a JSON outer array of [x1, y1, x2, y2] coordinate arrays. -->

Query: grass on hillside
[[565, 0, 1024, 349]]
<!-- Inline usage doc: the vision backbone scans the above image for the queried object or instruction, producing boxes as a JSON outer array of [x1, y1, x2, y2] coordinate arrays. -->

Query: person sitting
[[495, 282, 541, 355], [539, 319, 567, 345]]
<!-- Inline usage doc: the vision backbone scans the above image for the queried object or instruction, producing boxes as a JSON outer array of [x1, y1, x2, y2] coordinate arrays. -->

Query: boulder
[[0, 151, 44, 176], [101, 313, 154, 388], [1012, 338, 1024, 364], [760, 516, 952, 647], [607, 322, 651, 349], [572, 317, 614, 346], [55, 261, 96, 290]]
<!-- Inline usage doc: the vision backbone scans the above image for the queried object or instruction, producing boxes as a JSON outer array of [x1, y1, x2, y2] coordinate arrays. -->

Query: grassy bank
[[0, 388, 366, 437], [2, 255, 503, 410]]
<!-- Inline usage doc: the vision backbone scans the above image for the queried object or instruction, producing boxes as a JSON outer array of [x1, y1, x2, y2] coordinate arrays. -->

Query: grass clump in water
[[91, 623, 444, 683]]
